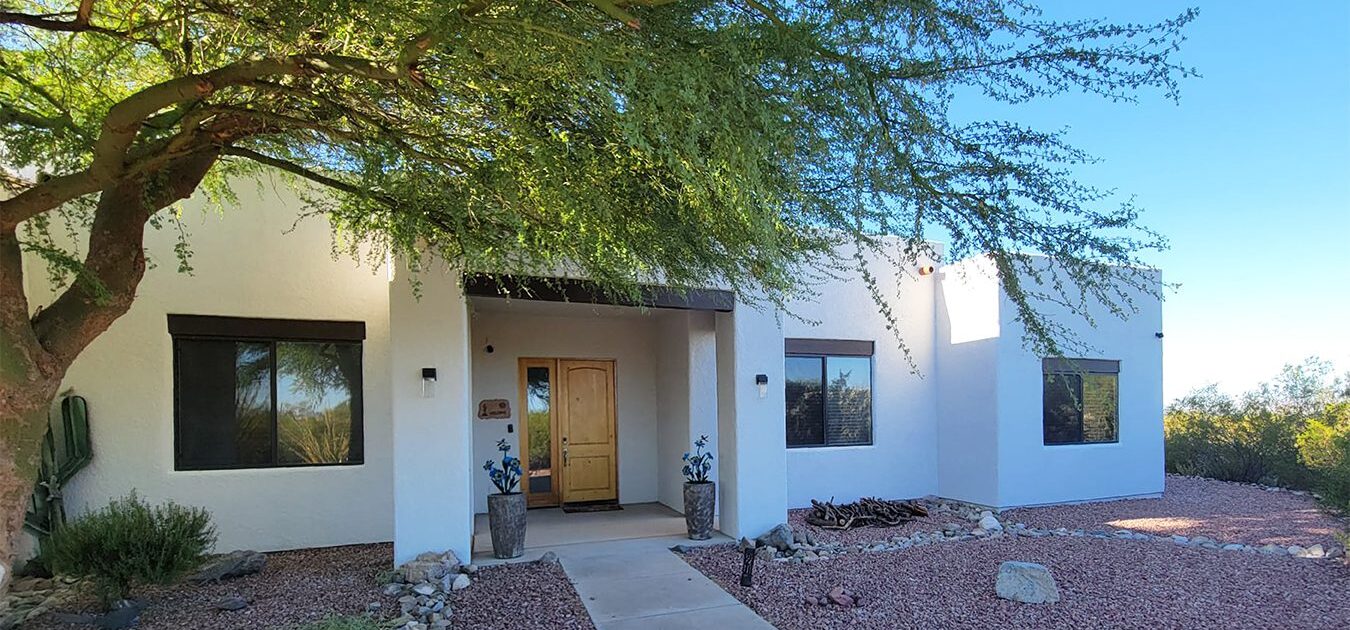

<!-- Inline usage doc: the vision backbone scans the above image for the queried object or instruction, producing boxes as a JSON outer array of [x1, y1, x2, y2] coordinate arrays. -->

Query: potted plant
[[682, 435, 715, 540], [483, 438, 525, 558]]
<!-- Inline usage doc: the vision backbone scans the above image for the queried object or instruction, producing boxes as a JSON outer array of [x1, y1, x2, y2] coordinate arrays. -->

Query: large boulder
[[756, 523, 795, 552], [995, 561, 1060, 604], [189, 550, 267, 583]]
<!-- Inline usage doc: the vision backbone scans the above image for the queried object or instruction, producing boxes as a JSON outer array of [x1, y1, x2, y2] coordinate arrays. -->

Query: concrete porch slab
[[472, 502, 708, 555]]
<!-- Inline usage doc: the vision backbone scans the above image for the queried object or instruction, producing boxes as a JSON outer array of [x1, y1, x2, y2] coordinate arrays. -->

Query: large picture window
[[785, 339, 873, 448], [1043, 358, 1119, 445], [170, 315, 365, 470]]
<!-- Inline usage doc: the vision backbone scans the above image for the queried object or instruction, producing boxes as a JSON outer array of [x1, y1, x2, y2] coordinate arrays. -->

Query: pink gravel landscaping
[[1004, 475, 1345, 548], [23, 543, 594, 630], [683, 536, 1350, 629]]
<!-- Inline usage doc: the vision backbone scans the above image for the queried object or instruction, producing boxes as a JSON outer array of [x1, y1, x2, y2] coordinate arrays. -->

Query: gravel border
[[683, 536, 1350, 629], [1005, 475, 1346, 548], [22, 544, 594, 630]]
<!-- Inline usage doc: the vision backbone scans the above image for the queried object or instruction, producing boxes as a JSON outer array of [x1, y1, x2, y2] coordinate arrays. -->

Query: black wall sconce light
[[422, 367, 437, 398], [755, 374, 769, 399]]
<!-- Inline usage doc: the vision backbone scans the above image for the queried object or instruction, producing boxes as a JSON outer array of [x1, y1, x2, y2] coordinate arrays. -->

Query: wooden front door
[[517, 358, 618, 506], [559, 360, 618, 503]]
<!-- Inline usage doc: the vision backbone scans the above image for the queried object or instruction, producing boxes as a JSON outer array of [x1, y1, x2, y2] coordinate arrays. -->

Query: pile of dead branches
[[805, 497, 929, 530]]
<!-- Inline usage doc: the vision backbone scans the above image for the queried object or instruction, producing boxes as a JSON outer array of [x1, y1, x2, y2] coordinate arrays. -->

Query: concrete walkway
[[476, 533, 775, 629]]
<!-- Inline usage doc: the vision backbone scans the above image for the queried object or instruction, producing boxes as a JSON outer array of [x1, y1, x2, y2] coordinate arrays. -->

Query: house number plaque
[[477, 399, 511, 419]]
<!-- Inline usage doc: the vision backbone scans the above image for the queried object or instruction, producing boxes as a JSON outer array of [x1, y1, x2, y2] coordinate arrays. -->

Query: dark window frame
[[785, 339, 875, 449], [1041, 357, 1120, 447], [170, 315, 366, 471]]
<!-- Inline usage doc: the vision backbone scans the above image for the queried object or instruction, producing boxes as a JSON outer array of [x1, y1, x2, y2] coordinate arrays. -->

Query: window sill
[[787, 443, 875, 452], [173, 461, 366, 473], [1041, 441, 1120, 448]]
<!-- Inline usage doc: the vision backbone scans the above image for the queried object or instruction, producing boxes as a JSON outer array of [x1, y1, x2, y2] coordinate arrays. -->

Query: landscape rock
[[451, 574, 471, 591], [94, 601, 144, 630], [827, 586, 854, 607], [1295, 544, 1325, 559], [994, 561, 1061, 604], [757, 523, 795, 551], [1259, 544, 1285, 555], [398, 551, 460, 583], [189, 550, 267, 582], [738, 537, 756, 551], [215, 596, 249, 611], [538, 551, 560, 565], [978, 515, 1003, 531]]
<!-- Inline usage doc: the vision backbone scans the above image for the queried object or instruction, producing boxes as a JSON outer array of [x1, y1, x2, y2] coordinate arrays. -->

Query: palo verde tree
[[0, 0, 1194, 589]]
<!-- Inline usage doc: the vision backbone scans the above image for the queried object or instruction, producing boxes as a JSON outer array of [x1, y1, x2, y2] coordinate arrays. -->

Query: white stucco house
[[21, 183, 1164, 566]]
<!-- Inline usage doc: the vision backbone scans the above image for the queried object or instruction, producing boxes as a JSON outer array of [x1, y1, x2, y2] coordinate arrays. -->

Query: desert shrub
[[1296, 402, 1350, 513], [293, 615, 381, 630], [1166, 358, 1347, 495], [46, 493, 215, 606], [1165, 386, 1309, 486]]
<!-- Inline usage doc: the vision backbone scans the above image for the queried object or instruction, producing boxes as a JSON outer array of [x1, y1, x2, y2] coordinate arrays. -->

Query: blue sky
[[948, 1, 1350, 402]]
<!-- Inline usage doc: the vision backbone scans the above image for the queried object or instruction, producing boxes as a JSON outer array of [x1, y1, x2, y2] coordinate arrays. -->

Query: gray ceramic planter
[[487, 492, 526, 559], [683, 481, 716, 540]]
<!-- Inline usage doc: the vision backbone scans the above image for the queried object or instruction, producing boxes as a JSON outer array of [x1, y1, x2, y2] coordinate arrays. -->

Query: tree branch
[[222, 146, 371, 199], [30, 149, 221, 364], [0, 53, 403, 229]]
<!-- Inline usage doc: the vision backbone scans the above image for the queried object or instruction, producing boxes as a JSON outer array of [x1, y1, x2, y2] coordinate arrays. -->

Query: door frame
[[517, 357, 619, 507]]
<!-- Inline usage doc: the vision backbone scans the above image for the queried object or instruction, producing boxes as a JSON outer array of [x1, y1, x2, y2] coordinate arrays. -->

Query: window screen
[[785, 340, 873, 448], [1043, 358, 1119, 446], [171, 315, 365, 470]]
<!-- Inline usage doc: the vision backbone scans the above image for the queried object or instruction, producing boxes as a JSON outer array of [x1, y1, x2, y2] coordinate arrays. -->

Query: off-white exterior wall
[[934, 256, 1164, 508], [22, 183, 395, 554], [935, 257, 1002, 506], [714, 302, 787, 538], [994, 261, 1165, 507], [780, 243, 942, 507], [655, 311, 719, 512], [656, 313, 693, 510], [389, 266, 475, 564], [466, 302, 662, 514]]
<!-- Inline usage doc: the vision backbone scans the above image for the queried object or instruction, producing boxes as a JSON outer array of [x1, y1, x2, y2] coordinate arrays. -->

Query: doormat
[[561, 502, 623, 514]]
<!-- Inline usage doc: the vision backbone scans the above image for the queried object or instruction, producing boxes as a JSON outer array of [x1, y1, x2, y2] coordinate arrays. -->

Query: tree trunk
[[0, 392, 60, 594], [0, 149, 221, 595], [0, 219, 67, 594]]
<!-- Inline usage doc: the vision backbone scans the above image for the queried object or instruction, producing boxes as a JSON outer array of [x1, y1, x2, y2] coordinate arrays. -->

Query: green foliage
[[1295, 404, 1350, 513], [291, 615, 383, 630], [1, 0, 1198, 359], [1166, 358, 1350, 510], [46, 493, 216, 607]]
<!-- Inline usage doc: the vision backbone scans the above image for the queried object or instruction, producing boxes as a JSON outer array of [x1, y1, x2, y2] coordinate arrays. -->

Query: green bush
[[1166, 358, 1348, 501], [292, 615, 382, 630], [1296, 402, 1350, 513], [1165, 386, 1310, 487], [46, 493, 216, 606]]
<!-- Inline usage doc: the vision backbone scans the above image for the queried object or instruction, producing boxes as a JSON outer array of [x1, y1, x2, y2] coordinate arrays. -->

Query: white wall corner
[[390, 261, 474, 565]]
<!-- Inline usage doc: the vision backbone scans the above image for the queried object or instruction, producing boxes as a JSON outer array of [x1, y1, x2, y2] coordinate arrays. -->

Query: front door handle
[[563, 448, 569, 466]]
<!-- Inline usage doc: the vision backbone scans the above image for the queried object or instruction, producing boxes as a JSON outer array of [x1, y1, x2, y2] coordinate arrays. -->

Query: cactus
[[24, 394, 93, 540]]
